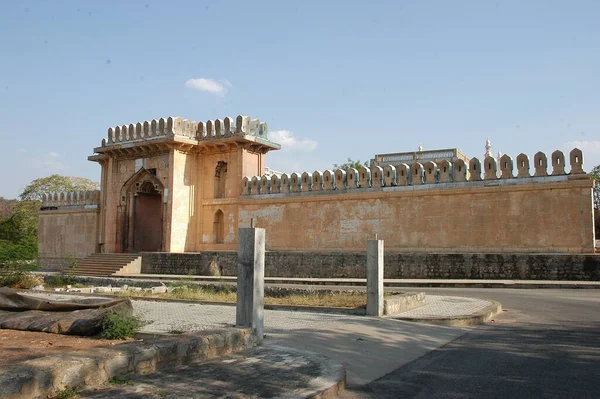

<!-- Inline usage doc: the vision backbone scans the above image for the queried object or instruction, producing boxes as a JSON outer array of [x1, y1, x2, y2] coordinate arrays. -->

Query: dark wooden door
[[133, 193, 162, 251]]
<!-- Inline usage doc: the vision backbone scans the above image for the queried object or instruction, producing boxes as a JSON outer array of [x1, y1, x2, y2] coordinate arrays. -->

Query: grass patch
[[109, 376, 134, 385], [119, 284, 237, 303], [52, 386, 79, 399], [0, 261, 43, 289], [101, 310, 145, 340], [118, 284, 367, 308]]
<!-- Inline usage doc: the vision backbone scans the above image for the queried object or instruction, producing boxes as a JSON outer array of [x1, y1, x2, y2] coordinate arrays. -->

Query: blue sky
[[1, 0, 599, 199]]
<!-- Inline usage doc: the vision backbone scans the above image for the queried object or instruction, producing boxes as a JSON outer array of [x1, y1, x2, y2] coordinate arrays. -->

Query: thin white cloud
[[268, 130, 318, 152], [184, 78, 230, 96], [27, 152, 68, 172], [566, 140, 600, 154], [565, 140, 600, 169]]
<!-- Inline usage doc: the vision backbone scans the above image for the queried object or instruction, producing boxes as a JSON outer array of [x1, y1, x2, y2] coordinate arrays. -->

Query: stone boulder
[[0, 287, 133, 336]]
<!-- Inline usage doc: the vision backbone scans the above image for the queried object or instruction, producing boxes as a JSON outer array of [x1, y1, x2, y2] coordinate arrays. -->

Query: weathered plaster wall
[[238, 178, 595, 253], [38, 207, 99, 269], [140, 251, 600, 281]]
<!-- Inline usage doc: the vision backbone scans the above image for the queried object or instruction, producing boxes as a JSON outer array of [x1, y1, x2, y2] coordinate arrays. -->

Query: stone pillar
[[236, 228, 265, 340], [366, 239, 384, 317]]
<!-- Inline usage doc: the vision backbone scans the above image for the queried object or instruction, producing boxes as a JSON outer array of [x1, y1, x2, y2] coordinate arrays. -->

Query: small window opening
[[557, 158, 561, 165], [575, 156, 579, 163], [443, 167, 447, 173], [148, 168, 157, 176], [458, 166, 462, 172], [538, 159, 543, 166]]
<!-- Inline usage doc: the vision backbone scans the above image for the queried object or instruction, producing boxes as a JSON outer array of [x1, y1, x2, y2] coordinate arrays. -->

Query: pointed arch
[[120, 167, 164, 201], [214, 209, 225, 244]]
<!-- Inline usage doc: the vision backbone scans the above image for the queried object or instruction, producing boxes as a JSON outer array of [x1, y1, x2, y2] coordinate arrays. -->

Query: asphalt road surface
[[346, 288, 600, 399]]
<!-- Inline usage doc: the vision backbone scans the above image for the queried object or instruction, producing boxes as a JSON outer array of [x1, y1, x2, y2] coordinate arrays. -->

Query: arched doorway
[[214, 210, 224, 244], [133, 181, 162, 251], [121, 168, 164, 253]]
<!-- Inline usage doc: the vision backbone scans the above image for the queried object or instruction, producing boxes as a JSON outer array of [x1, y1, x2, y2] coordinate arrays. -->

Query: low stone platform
[[390, 295, 502, 326], [0, 328, 256, 399], [80, 344, 345, 399]]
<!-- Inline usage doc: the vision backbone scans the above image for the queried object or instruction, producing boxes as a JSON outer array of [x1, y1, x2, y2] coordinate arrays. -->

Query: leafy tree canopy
[[592, 165, 599, 210], [0, 198, 17, 220], [591, 165, 600, 181], [333, 158, 370, 170], [19, 174, 99, 201]]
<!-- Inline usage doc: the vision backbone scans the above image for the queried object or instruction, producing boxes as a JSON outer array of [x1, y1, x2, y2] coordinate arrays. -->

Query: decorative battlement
[[40, 190, 101, 209], [100, 115, 275, 148], [242, 148, 587, 196]]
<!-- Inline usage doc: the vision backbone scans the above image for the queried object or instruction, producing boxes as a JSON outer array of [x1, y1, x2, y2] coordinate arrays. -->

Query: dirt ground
[[0, 329, 133, 367]]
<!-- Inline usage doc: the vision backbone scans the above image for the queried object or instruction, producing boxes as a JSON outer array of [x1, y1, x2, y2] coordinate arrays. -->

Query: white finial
[[497, 151, 503, 161], [418, 144, 423, 152], [485, 138, 493, 158]]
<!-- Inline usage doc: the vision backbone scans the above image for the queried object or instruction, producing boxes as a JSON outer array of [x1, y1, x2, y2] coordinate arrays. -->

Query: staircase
[[73, 253, 142, 277]]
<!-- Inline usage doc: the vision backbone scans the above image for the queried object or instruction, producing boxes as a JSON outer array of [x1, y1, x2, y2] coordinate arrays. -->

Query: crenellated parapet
[[101, 115, 273, 147], [40, 190, 101, 209], [241, 149, 589, 196], [90, 115, 280, 161]]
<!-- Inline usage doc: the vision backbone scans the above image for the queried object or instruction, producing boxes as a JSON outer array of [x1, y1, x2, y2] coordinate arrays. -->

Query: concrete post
[[366, 239, 384, 316], [236, 228, 265, 340]]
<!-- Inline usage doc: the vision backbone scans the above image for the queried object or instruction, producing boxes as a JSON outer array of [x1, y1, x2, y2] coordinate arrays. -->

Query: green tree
[[0, 198, 17, 220], [592, 165, 599, 208], [0, 175, 99, 262], [333, 158, 370, 170], [591, 165, 599, 237], [19, 174, 99, 201]]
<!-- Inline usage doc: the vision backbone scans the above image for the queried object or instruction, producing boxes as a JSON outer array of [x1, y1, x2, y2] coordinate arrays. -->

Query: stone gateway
[[38, 115, 597, 271]]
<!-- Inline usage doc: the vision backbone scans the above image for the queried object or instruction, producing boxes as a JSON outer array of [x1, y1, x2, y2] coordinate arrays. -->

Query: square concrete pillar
[[366, 239, 384, 316], [236, 228, 265, 340]]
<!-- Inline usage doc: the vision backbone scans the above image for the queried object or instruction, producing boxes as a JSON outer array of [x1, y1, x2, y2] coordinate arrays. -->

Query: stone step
[[73, 253, 142, 277], [77, 261, 134, 266]]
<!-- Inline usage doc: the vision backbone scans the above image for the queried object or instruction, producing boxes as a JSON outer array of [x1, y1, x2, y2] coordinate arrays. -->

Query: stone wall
[[38, 204, 99, 270], [141, 251, 600, 281], [238, 177, 595, 253], [239, 148, 595, 254]]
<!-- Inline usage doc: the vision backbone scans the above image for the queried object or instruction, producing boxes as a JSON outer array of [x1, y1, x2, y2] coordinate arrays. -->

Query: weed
[[0, 261, 43, 288], [109, 376, 134, 385], [100, 310, 145, 340], [53, 386, 78, 399]]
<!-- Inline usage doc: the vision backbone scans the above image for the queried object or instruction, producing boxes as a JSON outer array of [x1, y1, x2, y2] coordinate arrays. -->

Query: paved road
[[345, 288, 600, 398], [132, 295, 491, 385]]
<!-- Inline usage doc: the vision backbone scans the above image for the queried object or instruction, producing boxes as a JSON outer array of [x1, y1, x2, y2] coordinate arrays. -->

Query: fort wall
[[239, 150, 595, 253], [38, 191, 101, 270]]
